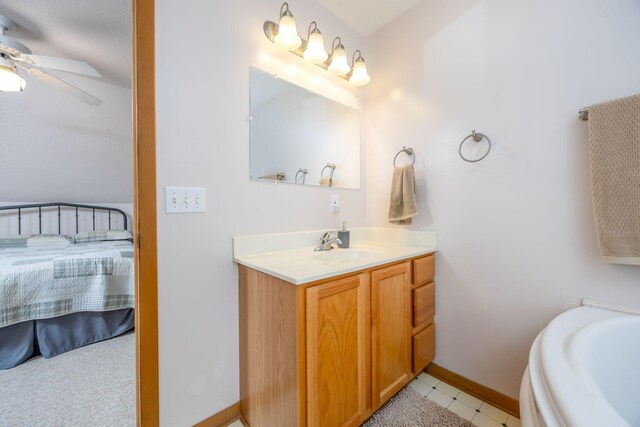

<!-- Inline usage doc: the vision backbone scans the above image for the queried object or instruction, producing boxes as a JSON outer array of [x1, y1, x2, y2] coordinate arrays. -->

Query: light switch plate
[[165, 187, 206, 213], [330, 195, 341, 213]]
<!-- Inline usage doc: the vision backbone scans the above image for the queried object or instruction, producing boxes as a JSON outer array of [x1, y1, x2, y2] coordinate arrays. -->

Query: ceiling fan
[[0, 15, 102, 106]]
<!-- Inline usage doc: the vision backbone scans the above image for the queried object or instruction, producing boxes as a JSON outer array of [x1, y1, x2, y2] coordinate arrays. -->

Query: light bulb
[[349, 52, 370, 86], [303, 24, 328, 64], [273, 5, 302, 50], [328, 44, 351, 75], [0, 56, 25, 92]]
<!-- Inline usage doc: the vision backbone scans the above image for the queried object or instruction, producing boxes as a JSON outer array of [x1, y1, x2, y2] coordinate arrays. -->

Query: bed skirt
[[0, 309, 134, 370]]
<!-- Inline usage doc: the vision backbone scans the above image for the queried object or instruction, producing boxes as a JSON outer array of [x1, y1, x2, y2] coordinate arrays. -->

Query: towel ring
[[295, 168, 308, 184], [321, 163, 336, 179], [393, 146, 415, 167], [459, 130, 491, 163]]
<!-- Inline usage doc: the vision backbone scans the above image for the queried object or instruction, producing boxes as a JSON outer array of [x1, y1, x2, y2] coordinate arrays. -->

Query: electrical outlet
[[330, 195, 341, 213], [165, 187, 206, 213]]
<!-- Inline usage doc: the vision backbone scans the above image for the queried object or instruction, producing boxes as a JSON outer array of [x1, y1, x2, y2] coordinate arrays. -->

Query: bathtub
[[520, 303, 640, 427]]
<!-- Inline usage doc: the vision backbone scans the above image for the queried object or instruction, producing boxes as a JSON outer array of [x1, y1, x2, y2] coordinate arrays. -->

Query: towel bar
[[579, 107, 589, 121], [459, 130, 491, 163], [321, 163, 336, 179], [295, 168, 308, 184], [393, 146, 415, 167]]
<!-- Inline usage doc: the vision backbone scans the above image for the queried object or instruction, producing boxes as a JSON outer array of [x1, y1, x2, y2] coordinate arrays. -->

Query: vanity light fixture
[[348, 50, 370, 86], [0, 54, 25, 92], [303, 21, 328, 64], [273, 2, 302, 50], [327, 37, 351, 76], [263, 3, 370, 86]]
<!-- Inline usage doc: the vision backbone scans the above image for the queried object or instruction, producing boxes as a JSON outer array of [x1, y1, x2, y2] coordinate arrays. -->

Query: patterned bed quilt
[[0, 241, 134, 328]]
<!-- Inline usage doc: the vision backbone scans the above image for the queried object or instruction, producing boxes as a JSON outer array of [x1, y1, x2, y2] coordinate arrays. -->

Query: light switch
[[165, 187, 206, 213]]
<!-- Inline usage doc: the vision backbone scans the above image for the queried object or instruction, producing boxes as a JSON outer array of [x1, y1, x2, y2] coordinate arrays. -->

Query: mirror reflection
[[250, 67, 361, 189]]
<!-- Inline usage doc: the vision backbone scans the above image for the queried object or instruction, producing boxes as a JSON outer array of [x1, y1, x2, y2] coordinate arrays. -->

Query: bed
[[0, 203, 135, 369]]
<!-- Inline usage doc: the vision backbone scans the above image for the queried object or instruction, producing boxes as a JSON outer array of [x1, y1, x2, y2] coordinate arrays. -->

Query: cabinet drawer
[[413, 323, 435, 374], [413, 255, 435, 286], [413, 282, 435, 329]]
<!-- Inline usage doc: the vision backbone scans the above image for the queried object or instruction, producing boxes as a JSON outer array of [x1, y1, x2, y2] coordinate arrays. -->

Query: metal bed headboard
[[0, 202, 128, 235]]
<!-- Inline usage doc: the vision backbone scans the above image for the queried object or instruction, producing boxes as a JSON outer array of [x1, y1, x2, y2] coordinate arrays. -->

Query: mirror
[[250, 67, 361, 189]]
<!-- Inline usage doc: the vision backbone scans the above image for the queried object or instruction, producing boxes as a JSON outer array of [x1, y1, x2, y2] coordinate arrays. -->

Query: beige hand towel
[[320, 177, 333, 187], [260, 172, 285, 181], [388, 165, 418, 225], [589, 93, 640, 265]]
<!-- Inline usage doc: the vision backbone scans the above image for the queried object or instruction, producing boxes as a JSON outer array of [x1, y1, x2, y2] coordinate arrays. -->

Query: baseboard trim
[[194, 366, 518, 426], [425, 363, 520, 418], [193, 402, 241, 427]]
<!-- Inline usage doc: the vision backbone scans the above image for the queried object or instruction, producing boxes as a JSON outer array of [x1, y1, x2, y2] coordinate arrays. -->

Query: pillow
[[74, 230, 133, 243], [26, 234, 73, 247], [0, 235, 30, 247]]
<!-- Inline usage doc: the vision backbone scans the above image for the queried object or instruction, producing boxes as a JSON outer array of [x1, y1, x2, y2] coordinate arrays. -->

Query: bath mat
[[363, 387, 474, 427]]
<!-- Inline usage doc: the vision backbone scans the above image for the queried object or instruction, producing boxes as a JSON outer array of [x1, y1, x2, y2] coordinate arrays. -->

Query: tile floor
[[409, 373, 521, 427], [226, 373, 521, 427]]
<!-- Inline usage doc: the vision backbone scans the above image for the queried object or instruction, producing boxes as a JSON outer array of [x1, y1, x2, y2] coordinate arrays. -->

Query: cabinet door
[[306, 273, 369, 427], [371, 262, 412, 409]]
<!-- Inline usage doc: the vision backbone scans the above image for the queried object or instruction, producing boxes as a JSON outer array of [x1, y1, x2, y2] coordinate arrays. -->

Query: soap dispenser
[[338, 222, 350, 248]]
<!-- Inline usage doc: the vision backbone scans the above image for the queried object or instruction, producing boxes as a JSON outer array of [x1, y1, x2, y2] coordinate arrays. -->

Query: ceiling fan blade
[[15, 54, 101, 78], [26, 68, 102, 106]]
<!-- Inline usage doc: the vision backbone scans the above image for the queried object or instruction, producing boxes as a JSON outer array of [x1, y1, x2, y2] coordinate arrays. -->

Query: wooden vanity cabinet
[[239, 254, 436, 427], [370, 262, 412, 408], [306, 274, 370, 427], [411, 254, 436, 373]]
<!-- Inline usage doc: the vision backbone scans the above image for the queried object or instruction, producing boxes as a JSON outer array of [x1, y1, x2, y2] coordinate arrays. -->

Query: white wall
[[366, 0, 640, 398], [154, 0, 367, 425], [0, 75, 132, 203]]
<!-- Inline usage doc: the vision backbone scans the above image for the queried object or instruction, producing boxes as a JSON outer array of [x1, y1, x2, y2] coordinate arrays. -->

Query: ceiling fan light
[[328, 44, 351, 75], [303, 23, 328, 64], [349, 56, 370, 86], [0, 57, 25, 92], [273, 4, 302, 50]]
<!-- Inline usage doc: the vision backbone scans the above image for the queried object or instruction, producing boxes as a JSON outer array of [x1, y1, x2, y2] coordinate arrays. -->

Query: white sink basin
[[313, 247, 386, 266], [233, 230, 437, 284]]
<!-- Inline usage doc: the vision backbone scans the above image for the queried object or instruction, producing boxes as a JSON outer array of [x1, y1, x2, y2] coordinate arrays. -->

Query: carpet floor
[[0, 332, 135, 427], [363, 387, 474, 427]]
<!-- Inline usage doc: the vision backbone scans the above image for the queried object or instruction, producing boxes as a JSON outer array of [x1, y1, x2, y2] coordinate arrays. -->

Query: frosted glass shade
[[0, 61, 25, 92], [328, 46, 351, 75], [303, 31, 328, 64], [349, 58, 370, 86], [274, 14, 302, 50]]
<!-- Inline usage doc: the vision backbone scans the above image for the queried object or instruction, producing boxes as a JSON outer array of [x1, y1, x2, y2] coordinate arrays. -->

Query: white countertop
[[233, 228, 437, 285]]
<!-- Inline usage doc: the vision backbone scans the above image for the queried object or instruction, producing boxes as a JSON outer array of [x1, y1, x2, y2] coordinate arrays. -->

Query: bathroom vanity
[[234, 228, 437, 427]]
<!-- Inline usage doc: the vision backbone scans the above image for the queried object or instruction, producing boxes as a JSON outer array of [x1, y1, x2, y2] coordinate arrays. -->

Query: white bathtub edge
[[581, 298, 640, 316]]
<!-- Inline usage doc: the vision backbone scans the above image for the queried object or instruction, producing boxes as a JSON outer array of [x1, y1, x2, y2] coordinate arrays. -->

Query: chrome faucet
[[314, 231, 343, 251]]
